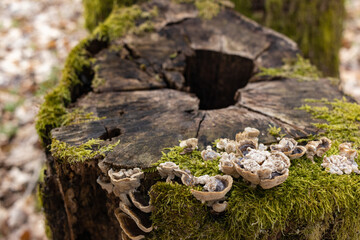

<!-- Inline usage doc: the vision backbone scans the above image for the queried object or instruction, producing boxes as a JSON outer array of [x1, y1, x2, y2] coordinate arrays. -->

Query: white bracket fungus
[[305, 137, 331, 163], [321, 143, 359, 175]]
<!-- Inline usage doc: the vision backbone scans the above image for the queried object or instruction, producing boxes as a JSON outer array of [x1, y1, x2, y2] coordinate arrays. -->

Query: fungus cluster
[[95, 126, 358, 237], [97, 162, 153, 240], [305, 137, 332, 163], [321, 143, 360, 175], [156, 162, 233, 212]]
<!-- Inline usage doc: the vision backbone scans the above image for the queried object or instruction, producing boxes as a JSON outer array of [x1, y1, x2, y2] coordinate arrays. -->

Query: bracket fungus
[[201, 146, 221, 161], [339, 142, 358, 161], [235, 127, 260, 142], [157, 162, 180, 182], [321, 143, 360, 175], [179, 138, 198, 154], [234, 149, 291, 189], [97, 166, 154, 240], [191, 175, 233, 212], [305, 137, 332, 162], [218, 152, 240, 178], [270, 138, 306, 159]]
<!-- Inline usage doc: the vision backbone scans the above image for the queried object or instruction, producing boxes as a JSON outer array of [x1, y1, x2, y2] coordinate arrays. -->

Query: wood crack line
[[196, 113, 206, 138], [237, 103, 309, 136]]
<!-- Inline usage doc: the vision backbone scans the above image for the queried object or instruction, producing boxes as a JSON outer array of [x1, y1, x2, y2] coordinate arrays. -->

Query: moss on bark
[[149, 97, 360, 239], [83, 0, 344, 76], [232, 0, 345, 77]]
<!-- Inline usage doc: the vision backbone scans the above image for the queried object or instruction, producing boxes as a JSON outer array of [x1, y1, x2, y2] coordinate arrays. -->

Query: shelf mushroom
[[191, 175, 233, 212]]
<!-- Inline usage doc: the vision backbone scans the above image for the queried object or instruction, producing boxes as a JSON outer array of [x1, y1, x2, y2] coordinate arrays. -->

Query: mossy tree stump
[[39, 1, 355, 240]]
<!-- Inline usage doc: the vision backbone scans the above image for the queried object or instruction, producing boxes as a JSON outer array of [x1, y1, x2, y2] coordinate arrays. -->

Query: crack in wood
[[237, 103, 310, 137], [196, 113, 206, 138]]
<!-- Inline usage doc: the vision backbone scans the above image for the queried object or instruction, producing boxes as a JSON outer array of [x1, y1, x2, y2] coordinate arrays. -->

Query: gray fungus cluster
[[95, 127, 359, 240]]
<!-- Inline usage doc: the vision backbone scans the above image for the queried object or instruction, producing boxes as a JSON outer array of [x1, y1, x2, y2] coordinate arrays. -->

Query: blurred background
[[0, 0, 359, 239]]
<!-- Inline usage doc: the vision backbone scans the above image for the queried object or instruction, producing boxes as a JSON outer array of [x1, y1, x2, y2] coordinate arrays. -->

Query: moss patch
[[299, 98, 360, 156], [154, 146, 221, 177], [257, 55, 322, 81], [150, 152, 360, 239], [36, 5, 157, 146], [50, 138, 120, 163], [267, 125, 284, 138], [149, 97, 360, 239], [61, 109, 106, 126], [83, 0, 138, 32]]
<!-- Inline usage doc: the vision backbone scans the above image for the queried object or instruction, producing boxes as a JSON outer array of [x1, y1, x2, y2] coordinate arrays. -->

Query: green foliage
[[232, 0, 345, 77], [50, 138, 120, 163], [154, 146, 221, 177], [258, 55, 322, 81]]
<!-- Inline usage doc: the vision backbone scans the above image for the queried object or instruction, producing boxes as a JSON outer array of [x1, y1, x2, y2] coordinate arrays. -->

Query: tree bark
[[40, 1, 347, 239]]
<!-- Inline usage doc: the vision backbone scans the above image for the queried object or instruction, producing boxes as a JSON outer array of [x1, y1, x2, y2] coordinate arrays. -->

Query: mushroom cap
[[234, 162, 261, 185], [270, 138, 297, 155], [201, 146, 221, 161], [157, 162, 179, 180], [216, 138, 230, 150], [191, 175, 233, 202], [179, 138, 198, 149], [96, 176, 113, 194], [109, 169, 144, 193], [259, 169, 289, 189], [119, 202, 153, 233], [129, 191, 153, 213], [316, 137, 332, 157], [224, 140, 237, 154], [212, 201, 228, 213], [289, 146, 306, 159], [235, 127, 260, 142], [115, 209, 145, 240], [339, 142, 358, 161], [236, 139, 258, 156], [219, 153, 240, 178]]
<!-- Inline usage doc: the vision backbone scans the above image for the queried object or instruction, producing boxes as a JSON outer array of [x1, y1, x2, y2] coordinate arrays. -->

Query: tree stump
[[39, 1, 355, 240]]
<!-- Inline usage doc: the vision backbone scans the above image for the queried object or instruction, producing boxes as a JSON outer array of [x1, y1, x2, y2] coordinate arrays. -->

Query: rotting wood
[[40, 1, 348, 239]]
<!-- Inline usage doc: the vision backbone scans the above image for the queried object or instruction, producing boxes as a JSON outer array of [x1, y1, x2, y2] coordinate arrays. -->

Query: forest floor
[[0, 0, 359, 239]]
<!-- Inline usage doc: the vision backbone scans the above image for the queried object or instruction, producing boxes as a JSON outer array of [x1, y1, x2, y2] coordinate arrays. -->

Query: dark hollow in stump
[[40, 1, 348, 240]]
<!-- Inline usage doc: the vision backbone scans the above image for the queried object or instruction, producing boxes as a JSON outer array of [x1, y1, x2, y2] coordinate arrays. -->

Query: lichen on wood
[[232, 0, 345, 77]]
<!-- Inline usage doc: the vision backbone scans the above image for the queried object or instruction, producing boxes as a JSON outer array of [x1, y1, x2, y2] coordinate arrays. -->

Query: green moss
[[36, 166, 53, 239], [149, 97, 360, 239], [83, 0, 138, 32], [257, 55, 322, 81], [195, 0, 221, 19], [232, 0, 345, 77], [267, 125, 283, 137], [299, 98, 360, 156], [50, 138, 120, 163], [61, 108, 106, 126], [36, 5, 157, 146], [154, 146, 221, 177]]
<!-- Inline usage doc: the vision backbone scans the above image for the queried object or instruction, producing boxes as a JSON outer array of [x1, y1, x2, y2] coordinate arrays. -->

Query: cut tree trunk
[[40, 1, 348, 240]]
